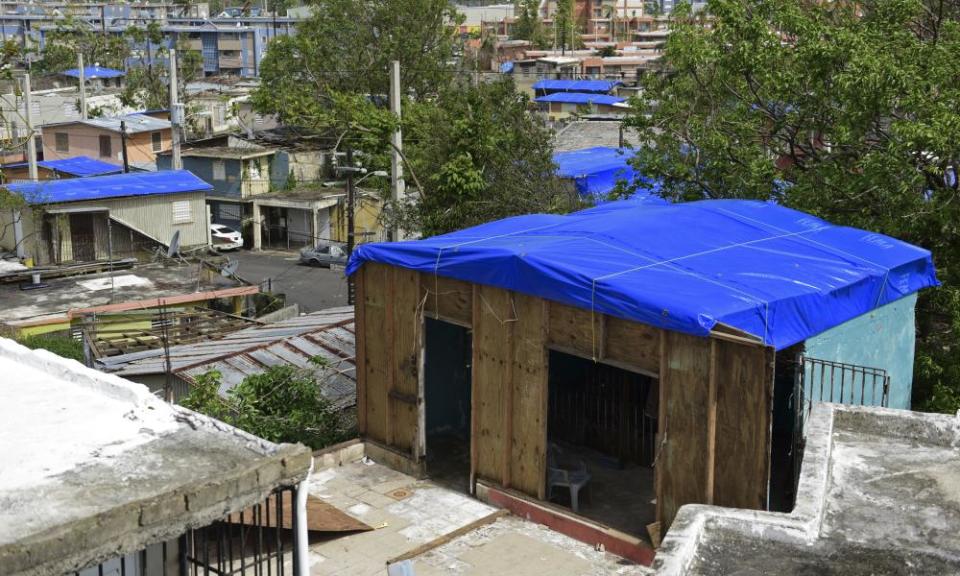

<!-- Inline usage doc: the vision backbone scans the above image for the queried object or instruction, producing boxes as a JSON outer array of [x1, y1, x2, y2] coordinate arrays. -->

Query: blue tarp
[[533, 79, 622, 94], [3, 156, 123, 177], [535, 92, 626, 106], [9, 170, 212, 204], [347, 200, 939, 350], [553, 146, 665, 199], [62, 66, 126, 79], [500, 61, 515, 73]]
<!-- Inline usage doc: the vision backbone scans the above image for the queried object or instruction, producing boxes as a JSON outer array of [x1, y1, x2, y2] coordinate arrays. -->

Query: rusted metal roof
[[175, 321, 356, 410], [97, 306, 353, 377]]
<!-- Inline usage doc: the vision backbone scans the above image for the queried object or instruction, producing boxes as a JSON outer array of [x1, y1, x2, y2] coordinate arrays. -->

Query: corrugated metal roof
[[176, 321, 357, 410], [80, 113, 171, 134], [97, 306, 354, 376], [8, 170, 212, 204]]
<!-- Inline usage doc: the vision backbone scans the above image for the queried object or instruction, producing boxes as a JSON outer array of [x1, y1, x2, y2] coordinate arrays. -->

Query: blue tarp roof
[[8, 170, 212, 204], [533, 79, 622, 93], [347, 200, 939, 350], [500, 61, 515, 73], [62, 66, 126, 79], [3, 156, 123, 177], [535, 92, 626, 106], [553, 146, 665, 199]]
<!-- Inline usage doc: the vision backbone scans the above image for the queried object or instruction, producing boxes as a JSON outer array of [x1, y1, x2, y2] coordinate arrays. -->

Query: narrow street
[[229, 249, 349, 313]]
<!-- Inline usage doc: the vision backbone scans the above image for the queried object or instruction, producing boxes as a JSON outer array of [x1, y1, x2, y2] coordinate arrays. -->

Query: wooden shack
[[354, 263, 773, 536], [348, 199, 937, 557]]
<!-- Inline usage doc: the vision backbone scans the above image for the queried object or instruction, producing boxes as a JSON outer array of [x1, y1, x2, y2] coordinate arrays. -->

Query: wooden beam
[[385, 267, 396, 447], [469, 284, 480, 495], [655, 329, 666, 525], [705, 338, 718, 505], [502, 292, 516, 489], [538, 298, 549, 501], [386, 510, 509, 565], [597, 312, 607, 360]]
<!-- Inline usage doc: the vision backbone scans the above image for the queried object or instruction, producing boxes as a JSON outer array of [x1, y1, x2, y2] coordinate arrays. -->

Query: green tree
[[554, 0, 580, 52], [36, 17, 129, 73], [401, 78, 578, 235], [513, 0, 548, 47], [181, 364, 346, 449], [121, 24, 203, 111], [18, 334, 85, 363], [624, 0, 960, 412]]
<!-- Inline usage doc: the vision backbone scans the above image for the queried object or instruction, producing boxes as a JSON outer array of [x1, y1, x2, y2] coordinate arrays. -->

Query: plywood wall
[[357, 265, 775, 529]]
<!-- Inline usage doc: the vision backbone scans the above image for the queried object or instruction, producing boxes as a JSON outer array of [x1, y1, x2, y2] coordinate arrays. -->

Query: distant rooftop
[[0, 338, 312, 575], [653, 403, 960, 575], [61, 66, 126, 80], [553, 120, 640, 152], [0, 262, 250, 326], [45, 113, 171, 134], [8, 169, 212, 204], [535, 92, 627, 106], [2, 155, 123, 178]]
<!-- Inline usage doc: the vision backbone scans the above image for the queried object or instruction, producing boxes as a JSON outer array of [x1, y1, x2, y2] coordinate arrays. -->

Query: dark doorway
[[769, 345, 803, 512], [547, 349, 657, 539], [423, 317, 472, 492], [69, 212, 96, 262]]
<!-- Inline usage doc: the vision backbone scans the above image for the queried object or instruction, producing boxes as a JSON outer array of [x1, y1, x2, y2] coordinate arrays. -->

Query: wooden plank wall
[[358, 265, 774, 527], [656, 332, 775, 530], [356, 263, 422, 457]]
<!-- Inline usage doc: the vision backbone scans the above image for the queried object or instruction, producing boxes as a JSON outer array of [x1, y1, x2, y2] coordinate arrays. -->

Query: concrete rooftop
[[0, 338, 313, 576], [553, 120, 640, 152], [0, 262, 243, 326], [305, 452, 649, 575], [653, 403, 960, 575]]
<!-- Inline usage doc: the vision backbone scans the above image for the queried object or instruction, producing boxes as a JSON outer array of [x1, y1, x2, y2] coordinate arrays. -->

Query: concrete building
[[0, 337, 313, 576], [652, 403, 960, 574], [0, 170, 211, 266], [41, 113, 172, 171]]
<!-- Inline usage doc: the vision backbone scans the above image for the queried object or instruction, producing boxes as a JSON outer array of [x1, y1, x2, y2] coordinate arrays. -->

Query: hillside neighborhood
[[1, 1, 959, 575]]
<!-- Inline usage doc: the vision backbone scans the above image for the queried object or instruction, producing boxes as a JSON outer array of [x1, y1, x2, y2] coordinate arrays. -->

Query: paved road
[[229, 250, 349, 313]]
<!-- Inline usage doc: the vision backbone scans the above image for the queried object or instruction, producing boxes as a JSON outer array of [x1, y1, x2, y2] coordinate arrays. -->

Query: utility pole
[[169, 49, 183, 170], [389, 60, 406, 240], [78, 53, 87, 119], [12, 72, 37, 260], [345, 147, 356, 305], [120, 120, 130, 173]]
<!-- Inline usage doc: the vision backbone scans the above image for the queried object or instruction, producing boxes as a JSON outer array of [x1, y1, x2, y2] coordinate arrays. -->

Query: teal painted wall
[[803, 293, 917, 410]]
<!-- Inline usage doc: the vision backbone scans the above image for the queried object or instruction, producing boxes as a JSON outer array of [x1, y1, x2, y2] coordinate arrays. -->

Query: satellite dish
[[166, 230, 181, 258], [221, 258, 239, 277]]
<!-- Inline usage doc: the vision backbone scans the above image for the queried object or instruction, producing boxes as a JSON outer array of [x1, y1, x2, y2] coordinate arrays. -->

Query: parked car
[[300, 241, 348, 267], [210, 224, 243, 250]]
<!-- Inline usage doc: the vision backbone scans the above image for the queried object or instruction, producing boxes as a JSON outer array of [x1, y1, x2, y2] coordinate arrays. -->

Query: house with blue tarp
[[1, 156, 123, 183], [553, 146, 663, 199], [1, 170, 211, 265], [533, 79, 623, 97], [536, 92, 628, 118], [344, 199, 938, 556]]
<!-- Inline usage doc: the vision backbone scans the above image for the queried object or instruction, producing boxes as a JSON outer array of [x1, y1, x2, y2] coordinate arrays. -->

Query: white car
[[210, 224, 243, 250]]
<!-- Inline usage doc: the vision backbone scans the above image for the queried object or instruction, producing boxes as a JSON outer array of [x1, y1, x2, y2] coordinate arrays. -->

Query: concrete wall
[[803, 294, 918, 410]]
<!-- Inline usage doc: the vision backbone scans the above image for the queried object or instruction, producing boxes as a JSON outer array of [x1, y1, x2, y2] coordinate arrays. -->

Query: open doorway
[[423, 317, 472, 492], [546, 349, 658, 538]]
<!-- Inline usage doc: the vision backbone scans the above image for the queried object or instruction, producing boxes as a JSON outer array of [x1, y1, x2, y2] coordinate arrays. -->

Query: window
[[55, 132, 69, 152], [212, 159, 226, 180], [172, 200, 192, 223], [98, 134, 112, 158], [152, 131, 162, 152]]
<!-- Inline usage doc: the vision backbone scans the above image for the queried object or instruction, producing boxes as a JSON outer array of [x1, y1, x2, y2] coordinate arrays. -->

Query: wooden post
[[469, 284, 480, 495], [356, 268, 367, 436], [537, 298, 550, 500], [705, 338, 718, 504], [502, 292, 515, 489], [655, 330, 667, 525], [385, 267, 396, 446]]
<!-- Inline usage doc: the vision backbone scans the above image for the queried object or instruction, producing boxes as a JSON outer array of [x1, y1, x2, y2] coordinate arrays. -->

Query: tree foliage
[[181, 364, 346, 449], [401, 79, 578, 235], [121, 23, 203, 111], [513, 0, 548, 47], [252, 0, 577, 238], [626, 0, 960, 412], [18, 334, 85, 363], [35, 17, 129, 73]]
